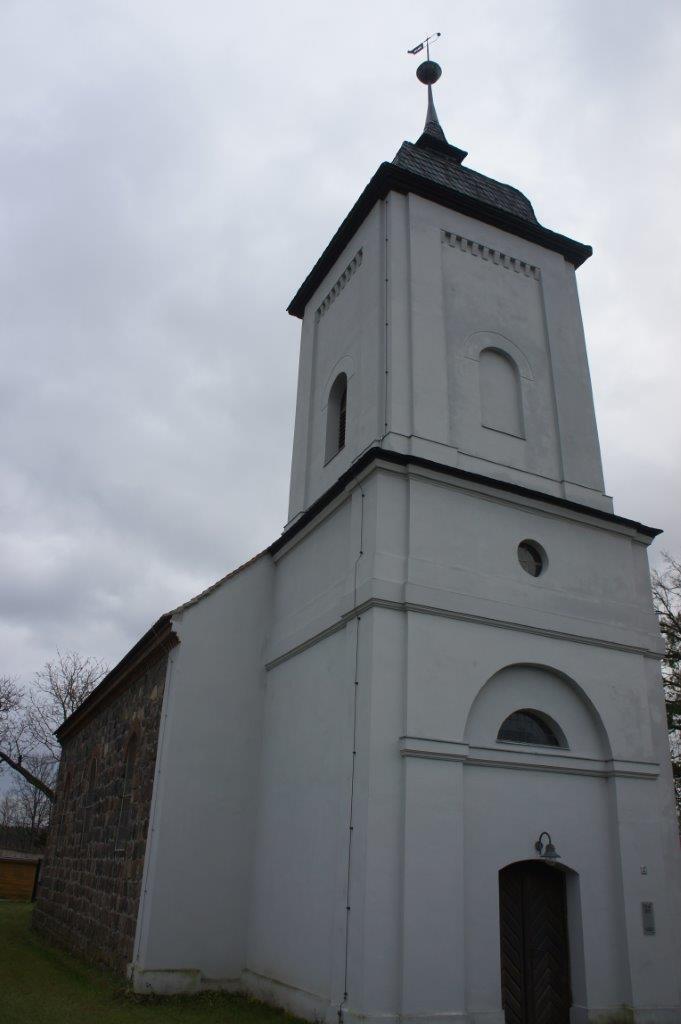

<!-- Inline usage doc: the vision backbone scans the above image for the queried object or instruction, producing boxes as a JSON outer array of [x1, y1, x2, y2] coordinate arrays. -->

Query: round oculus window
[[517, 540, 546, 578]]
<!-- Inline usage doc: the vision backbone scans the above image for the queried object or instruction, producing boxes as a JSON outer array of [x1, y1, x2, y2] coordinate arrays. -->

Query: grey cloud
[[1, 0, 679, 683]]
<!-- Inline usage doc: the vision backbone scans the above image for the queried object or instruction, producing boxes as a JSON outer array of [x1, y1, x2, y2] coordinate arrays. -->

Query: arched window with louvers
[[325, 372, 348, 463]]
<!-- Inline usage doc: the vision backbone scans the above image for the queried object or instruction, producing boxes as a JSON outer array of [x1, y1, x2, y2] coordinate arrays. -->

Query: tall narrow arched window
[[338, 383, 347, 451], [325, 373, 348, 463], [115, 734, 137, 855], [479, 348, 524, 437]]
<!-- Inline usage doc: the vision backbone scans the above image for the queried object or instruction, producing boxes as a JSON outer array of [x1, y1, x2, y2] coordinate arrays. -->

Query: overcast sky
[[1, 0, 680, 686]]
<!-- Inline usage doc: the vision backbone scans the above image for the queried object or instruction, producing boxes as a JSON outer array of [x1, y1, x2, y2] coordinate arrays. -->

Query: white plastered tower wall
[[278, 141, 681, 1024], [128, 94, 681, 1023], [131, 462, 681, 1020], [288, 188, 612, 522]]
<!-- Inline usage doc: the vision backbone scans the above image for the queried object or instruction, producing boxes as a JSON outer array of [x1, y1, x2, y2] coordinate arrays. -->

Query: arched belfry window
[[338, 384, 347, 449], [497, 709, 567, 748], [479, 348, 524, 437], [325, 373, 348, 463]]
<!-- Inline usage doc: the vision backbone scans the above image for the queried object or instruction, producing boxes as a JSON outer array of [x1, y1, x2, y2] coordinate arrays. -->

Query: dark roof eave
[[57, 454, 657, 744], [55, 614, 178, 743], [287, 161, 592, 319], [270, 447, 660, 555]]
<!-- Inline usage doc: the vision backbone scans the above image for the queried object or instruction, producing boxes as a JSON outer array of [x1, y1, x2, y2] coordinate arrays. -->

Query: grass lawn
[[0, 901, 304, 1024]]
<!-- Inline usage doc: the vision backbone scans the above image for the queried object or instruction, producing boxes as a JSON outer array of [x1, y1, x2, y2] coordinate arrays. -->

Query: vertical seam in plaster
[[383, 198, 390, 440], [537, 273, 567, 487], [406, 195, 414, 439], [397, 473, 411, 1016], [243, 564, 276, 973], [607, 775, 636, 1005], [304, 315, 321, 512], [339, 485, 365, 1019]]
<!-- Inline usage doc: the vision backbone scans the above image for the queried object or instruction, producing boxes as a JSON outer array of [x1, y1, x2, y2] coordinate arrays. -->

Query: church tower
[[287, 57, 608, 523], [35, 45, 681, 1024], [276, 53, 681, 1024]]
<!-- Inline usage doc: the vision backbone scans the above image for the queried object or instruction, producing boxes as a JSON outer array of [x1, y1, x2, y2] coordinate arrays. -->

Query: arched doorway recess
[[499, 860, 571, 1024]]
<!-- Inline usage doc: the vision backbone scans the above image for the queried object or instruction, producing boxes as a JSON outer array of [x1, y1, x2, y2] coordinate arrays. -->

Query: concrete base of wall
[[131, 969, 202, 995], [237, 969, 506, 1024], [359, 1016, 489, 1024], [628, 1011, 681, 1024], [128, 969, 681, 1024], [573, 1006, 681, 1024], [241, 968, 335, 1023], [129, 967, 240, 996], [465, 1015, 506, 1024]]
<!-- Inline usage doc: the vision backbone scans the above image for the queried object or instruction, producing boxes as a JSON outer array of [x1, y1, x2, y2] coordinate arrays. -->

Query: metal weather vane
[[407, 32, 441, 60], [407, 31, 443, 88]]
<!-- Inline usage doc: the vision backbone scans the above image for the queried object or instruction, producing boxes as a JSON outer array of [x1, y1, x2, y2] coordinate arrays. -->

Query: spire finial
[[407, 32, 447, 145]]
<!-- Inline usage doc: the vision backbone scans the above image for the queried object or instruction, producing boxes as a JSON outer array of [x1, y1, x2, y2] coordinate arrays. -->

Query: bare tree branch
[[0, 675, 23, 747], [0, 748, 55, 800], [0, 675, 28, 786], [26, 651, 108, 761], [0, 756, 53, 847], [0, 653, 107, 803], [652, 552, 681, 823]]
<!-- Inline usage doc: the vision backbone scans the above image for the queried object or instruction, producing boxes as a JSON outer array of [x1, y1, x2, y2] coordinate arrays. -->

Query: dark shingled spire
[[413, 57, 467, 162], [421, 84, 447, 144], [286, 45, 593, 319], [393, 59, 533, 222]]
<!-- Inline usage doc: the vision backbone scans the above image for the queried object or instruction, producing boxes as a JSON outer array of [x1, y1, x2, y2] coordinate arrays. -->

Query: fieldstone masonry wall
[[33, 652, 168, 971]]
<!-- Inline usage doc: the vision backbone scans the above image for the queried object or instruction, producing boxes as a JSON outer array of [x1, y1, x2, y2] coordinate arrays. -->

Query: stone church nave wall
[[33, 651, 169, 971]]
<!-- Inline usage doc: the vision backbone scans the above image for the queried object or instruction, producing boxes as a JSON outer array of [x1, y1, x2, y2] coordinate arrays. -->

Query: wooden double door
[[499, 861, 571, 1024]]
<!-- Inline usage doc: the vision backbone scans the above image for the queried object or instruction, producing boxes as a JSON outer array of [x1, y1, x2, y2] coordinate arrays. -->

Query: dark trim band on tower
[[270, 447, 660, 555], [287, 161, 592, 319], [55, 449, 659, 745]]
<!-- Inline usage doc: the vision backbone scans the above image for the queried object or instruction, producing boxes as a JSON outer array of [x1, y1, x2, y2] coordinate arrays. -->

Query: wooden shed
[[0, 850, 42, 902]]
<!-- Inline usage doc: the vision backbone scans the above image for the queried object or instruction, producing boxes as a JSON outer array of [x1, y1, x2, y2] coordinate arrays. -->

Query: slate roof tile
[[392, 141, 537, 224]]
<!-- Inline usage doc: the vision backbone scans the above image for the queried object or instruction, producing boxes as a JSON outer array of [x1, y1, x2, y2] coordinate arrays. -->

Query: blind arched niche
[[479, 348, 524, 437]]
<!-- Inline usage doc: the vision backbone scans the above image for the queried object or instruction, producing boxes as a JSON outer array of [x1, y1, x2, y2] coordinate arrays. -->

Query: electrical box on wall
[[642, 902, 656, 936]]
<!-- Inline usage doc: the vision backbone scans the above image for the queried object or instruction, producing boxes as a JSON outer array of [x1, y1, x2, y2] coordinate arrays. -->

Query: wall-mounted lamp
[[535, 831, 561, 862]]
